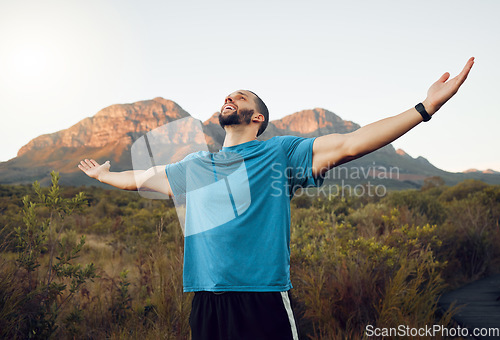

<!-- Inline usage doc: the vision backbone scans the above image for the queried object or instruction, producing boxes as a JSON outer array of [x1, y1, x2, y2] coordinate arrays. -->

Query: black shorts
[[189, 291, 299, 340]]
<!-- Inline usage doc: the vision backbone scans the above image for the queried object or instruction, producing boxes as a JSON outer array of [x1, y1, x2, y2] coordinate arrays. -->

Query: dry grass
[[1, 180, 499, 339]]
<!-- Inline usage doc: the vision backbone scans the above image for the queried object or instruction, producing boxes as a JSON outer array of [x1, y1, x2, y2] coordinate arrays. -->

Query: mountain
[[1, 97, 499, 189], [0, 98, 191, 186], [464, 168, 500, 175]]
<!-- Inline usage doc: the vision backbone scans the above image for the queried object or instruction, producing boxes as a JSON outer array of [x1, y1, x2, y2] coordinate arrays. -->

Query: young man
[[78, 57, 474, 339]]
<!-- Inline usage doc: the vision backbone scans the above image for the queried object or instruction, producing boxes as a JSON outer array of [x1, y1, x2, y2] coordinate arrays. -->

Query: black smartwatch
[[415, 103, 432, 122]]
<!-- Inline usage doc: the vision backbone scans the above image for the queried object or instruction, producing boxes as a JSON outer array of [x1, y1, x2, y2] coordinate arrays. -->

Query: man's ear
[[252, 113, 264, 123]]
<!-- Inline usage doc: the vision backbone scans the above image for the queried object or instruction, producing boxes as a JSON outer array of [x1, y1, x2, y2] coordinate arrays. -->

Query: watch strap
[[415, 103, 432, 122]]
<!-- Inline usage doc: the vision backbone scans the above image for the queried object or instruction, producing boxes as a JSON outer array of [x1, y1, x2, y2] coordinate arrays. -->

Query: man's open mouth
[[222, 104, 237, 112]]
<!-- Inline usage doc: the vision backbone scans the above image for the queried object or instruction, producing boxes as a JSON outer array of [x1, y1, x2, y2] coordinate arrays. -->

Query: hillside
[[1, 97, 499, 189]]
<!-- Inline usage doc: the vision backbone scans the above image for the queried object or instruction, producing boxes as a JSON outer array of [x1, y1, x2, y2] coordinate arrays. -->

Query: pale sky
[[0, 0, 499, 172]]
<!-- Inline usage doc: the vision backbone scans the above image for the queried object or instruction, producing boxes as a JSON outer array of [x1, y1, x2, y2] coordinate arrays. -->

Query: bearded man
[[79, 57, 474, 340]]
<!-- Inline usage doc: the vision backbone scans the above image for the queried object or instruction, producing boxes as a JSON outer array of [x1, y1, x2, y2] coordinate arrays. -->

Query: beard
[[218, 108, 254, 130]]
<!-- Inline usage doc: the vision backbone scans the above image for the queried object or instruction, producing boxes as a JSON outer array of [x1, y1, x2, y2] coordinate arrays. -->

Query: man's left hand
[[423, 57, 475, 115]]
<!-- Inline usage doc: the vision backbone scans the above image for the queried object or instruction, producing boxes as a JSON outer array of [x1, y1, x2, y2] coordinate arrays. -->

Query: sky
[[0, 0, 499, 172]]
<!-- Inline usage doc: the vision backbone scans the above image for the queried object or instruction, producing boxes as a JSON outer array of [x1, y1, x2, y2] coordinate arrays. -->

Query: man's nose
[[225, 96, 233, 103]]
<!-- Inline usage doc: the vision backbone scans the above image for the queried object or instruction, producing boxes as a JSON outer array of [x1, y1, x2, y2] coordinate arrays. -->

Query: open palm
[[424, 57, 474, 114], [78, 159, 110, 180]]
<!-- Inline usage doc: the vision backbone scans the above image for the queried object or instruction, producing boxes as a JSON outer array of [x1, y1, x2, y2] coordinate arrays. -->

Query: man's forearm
[[312, 58, 473, 175], [346, 106, 424, 158], [98, 170, 144, 190], [312, 106, 427, 174]]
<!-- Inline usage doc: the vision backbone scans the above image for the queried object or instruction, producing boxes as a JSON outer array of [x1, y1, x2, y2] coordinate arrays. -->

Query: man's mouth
[[222, 104, 237, 112]]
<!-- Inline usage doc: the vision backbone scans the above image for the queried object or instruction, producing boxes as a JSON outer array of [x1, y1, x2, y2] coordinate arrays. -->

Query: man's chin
[[218, 108, 253, 129], [219, 114, 241, 129]]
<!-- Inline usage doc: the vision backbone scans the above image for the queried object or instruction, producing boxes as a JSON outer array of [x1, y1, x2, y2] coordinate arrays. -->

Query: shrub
[[1, 172, 97, 339]]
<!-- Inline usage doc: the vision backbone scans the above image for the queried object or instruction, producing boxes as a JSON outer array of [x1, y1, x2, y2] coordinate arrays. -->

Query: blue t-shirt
[[165, 136, 324, 292]]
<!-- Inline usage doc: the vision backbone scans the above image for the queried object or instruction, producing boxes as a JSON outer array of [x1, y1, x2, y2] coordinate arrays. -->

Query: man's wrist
[[97, 171, 107, 183], [421, 99, 436, 116], [415, 103, 432, 122]]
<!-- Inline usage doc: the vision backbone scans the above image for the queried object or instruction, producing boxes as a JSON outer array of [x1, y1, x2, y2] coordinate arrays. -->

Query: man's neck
[[222, 125, 257, 148]]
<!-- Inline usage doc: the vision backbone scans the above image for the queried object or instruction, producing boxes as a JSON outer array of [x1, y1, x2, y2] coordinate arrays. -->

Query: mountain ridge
[[18, 98, 190, 156], [2, 97, 499, 188]]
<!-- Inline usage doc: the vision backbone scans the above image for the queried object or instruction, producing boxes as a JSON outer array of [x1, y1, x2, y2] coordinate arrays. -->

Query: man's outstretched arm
[[312, 57, 475, 176], [78, 159, 173, 196]]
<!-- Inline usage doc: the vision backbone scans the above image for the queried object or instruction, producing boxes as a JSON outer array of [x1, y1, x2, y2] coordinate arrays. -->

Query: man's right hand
[[77, 159, 172, 195], [78, 159, 110, 181]]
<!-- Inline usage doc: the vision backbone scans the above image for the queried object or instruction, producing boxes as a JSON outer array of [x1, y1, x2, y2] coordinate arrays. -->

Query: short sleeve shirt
[[165, 136, 324, 292]]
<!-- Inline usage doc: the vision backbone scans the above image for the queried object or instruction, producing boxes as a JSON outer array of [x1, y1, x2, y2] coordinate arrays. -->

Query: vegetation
[[1, 175, 499, 339]]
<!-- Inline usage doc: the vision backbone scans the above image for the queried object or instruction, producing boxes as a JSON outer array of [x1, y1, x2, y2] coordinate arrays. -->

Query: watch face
[[416, 103, 431, 121]]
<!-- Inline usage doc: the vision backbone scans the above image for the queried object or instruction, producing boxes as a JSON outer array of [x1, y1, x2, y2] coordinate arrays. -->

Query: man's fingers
[[78, 161, 91, 173], [438, 72, 450, 83], [465, 57, 475, 70], [84, 159, 94, 168], [78, 159, 103, 171], [456, 57, 475, 84]]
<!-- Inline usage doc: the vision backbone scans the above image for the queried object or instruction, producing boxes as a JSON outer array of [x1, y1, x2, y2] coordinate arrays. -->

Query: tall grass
[[0, 179, 499, 339]]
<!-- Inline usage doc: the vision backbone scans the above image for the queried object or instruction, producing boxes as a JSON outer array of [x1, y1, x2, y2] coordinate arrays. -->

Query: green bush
[[1, 172, 97, 339]]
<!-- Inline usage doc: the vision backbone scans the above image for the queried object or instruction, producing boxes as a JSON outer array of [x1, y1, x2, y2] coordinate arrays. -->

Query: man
[[78, 57, 474, 339]]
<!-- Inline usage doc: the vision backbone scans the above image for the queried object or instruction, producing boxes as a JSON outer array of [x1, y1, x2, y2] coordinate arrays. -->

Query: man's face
[[219, 90, 258, 129]]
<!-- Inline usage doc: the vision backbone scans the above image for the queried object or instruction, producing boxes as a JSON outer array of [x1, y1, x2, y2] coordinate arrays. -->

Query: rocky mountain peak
[[464, 168, 500, 174], [203, 112, 221, 126], [18, 98, 191, 157], [396, 148, 411, 157], [271, 108, 359, 135]]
